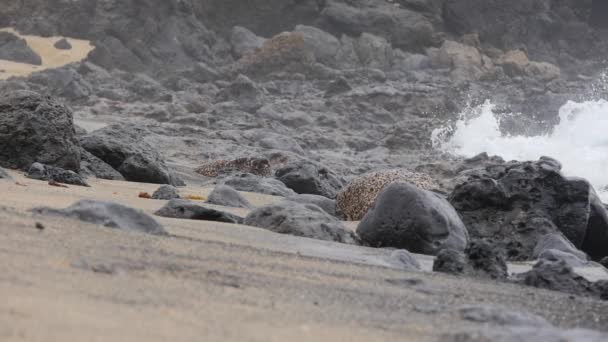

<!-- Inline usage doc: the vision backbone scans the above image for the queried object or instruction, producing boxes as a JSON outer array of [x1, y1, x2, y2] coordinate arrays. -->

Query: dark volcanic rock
[[433, 249, 467, 275], [0, 91, 81, 171], [449, 157, 608, 261], [207, 185, 252, 209], [80, 124, 183, 186], [0, 31, 42, 65], [285, 194, 337, 217], [244, 201, 359, 244], [26, 162, 89, 187], [152, 185, 180, 200], [433, 240, 508, 280], [33, 199, 166, 236], [155, 199, 243, 224], [53, 38, 72, 50], [357, 182, 468, 254], [79, 149, 125, 181], [533, 233, 588, 267], [515, 259, 604, 299], [274, 159, 344, 199], [464, 240, 508, 280], [220, 173, 296, 197]]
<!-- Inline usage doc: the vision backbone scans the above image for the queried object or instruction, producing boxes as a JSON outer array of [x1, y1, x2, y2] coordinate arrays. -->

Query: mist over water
[[432, 99, 608, 201]]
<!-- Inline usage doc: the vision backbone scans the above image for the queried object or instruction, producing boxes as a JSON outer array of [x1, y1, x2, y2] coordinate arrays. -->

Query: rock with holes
[[155, 199, 243, 224], [32, 199, 166, 235], [449, 157, 608, 261], [196, 157, 272, 177], [245, 201, 359, 244], [337, 169, 440, 221], [0, 91, 81, 171], [357, 182, 468, 254]]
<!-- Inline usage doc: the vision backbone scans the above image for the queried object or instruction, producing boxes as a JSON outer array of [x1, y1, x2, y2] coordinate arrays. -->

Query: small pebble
[[35, 222, 45, 230]]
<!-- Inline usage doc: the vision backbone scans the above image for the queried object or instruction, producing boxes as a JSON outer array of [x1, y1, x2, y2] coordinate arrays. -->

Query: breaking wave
[[432, 99, 608, 201]]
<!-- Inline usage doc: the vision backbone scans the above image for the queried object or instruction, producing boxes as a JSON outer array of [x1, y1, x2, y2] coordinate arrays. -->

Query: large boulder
[[32, 199, 166, 236], [80, 124, 183, 185], [274, 159, 344, 199], [0, 91, 81, 171], [0, 31, 42, 65], [245, 201, 359, 244], [336, 169, 440, 221], [449, 157, 608, 261], [357, 182, 469, 255]]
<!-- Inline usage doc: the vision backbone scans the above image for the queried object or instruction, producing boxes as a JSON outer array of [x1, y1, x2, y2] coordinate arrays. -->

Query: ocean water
[[432, 99, 608, 201]]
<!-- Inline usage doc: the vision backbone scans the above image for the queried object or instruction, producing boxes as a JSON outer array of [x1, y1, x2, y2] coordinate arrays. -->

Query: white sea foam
[[432, 99, 608, 201]]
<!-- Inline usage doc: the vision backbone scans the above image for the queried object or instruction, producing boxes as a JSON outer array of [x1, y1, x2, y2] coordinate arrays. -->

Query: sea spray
[[433, 99, 608, 200]]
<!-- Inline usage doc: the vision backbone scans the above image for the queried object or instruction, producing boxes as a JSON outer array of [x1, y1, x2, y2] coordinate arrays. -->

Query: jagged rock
[[0, 91, 81, 171], [26, 162, 89, 187], [538, 249, 588, 268], [230, 26, 266, 59], [433, 249, 467, 275], [0, 31, 42, 65], [32, 200, 166, 236], [285, 194, 337, 217], [196, 157, 272, 177], [449, 157, 608, 261], [337, 169, 440, 221], [207, 185, 252, 209], [600, 257, 608, 269], [433, 240, 508, 280], [274, 159, 344, 199], [515, 259, 605, 300], [464, 240, 508, 279], [155, 199, 243, 224], [80, 124, 183, 186], [355, 33, 393, 70], [244, 201, 359, 244], [324, 77, 352, 97], [220, 173, 296, 197], [53, 38, 72, 50], [357, 182, 468, 254], [79, 149, 125, 181], [152, 185, 180, 200]]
